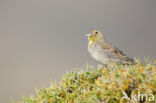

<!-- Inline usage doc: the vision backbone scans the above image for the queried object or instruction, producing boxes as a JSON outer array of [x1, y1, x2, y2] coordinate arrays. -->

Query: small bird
[[86, 30, 135, 67]]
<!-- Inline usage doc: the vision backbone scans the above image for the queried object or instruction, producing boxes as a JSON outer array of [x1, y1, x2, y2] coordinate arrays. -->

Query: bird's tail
[[129, 58, 136, 65]]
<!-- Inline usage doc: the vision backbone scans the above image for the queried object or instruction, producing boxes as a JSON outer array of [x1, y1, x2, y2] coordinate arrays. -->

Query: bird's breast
[[88, 44, 109, 64]]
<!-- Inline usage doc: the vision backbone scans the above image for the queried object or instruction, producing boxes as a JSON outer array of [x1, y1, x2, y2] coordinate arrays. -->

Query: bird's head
[[86, 30, 104, 44]]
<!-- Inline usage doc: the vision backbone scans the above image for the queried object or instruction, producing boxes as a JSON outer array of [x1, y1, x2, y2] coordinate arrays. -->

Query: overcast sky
[[0, 0, 156, 102]]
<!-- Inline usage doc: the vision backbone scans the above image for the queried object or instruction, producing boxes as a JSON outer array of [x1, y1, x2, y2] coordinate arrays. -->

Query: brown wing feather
[[113, 47, 134, 63], [96, 41, 135, 64]]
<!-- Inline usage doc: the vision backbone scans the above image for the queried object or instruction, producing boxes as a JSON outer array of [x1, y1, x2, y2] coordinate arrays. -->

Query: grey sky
[[0, 0, 156, 103]]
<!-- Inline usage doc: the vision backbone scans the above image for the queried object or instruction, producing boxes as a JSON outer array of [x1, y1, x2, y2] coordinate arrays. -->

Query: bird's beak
[[86, 34, 91, 37]]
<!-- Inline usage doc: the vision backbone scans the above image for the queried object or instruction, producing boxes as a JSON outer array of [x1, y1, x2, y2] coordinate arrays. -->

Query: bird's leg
[[104, 64, 109, 69]]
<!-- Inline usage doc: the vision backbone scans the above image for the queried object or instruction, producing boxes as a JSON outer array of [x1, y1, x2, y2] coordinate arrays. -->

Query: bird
[[86, 29, 135, 67]]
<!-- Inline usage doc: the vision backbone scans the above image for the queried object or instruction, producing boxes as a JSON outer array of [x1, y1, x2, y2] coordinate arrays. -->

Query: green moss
[[15, 59, 156, 103]]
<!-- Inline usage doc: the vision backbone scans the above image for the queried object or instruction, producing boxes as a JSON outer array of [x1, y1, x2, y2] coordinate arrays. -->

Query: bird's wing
[[96, 41, 134, 63]]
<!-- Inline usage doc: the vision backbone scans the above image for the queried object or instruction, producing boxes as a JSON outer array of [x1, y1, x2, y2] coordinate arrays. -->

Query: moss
[[15, 59, 156, 103]]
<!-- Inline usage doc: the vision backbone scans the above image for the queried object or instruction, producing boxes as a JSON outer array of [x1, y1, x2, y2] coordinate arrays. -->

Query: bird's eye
[[95, 32, 98, 34]]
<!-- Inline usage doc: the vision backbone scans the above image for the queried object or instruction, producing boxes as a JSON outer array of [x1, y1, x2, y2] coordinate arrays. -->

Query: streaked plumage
[[86, 30, 135, 67]]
